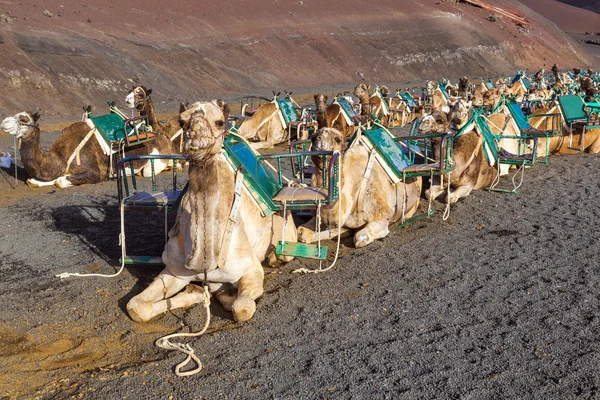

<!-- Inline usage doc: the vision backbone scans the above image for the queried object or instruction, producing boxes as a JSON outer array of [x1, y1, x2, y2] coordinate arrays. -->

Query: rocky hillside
[[0, 0, 598, 120]]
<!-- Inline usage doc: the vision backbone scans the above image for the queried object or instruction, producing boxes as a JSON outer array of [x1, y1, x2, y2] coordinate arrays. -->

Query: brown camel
[[126, 86, 181, 138], [297, 127, 422, 248], [313, 94, 354, 138], [127, 100, 297, 323], [418, 100, 499, 203], [0, 111, 174, 188], [354, 83, 389, 126]]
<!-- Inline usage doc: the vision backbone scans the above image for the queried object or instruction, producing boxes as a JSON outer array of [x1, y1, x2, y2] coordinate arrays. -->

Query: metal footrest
[[276, 242, 328, 260], [120, 256, 164, 265]]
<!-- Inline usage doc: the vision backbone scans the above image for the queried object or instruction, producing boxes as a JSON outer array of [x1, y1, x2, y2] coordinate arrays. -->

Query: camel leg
[[60, 169, 104, 187], [354, 220, 390, 248], [126, 271, 197, 322], [425, 176, 445, 201], [27, 178, 61, 188], [297, 217, 350, 243], [231, 263, 264, 322], [213, 285, 237, 311], [447, 184, 474, 204]]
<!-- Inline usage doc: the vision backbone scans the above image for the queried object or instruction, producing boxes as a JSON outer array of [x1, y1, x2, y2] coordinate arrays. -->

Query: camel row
[[128, 67, 599, 328]]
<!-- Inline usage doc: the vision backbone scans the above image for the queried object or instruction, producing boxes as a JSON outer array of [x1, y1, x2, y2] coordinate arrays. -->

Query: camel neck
[[139, 98, 161, 129], [18, 127, 45, 176]]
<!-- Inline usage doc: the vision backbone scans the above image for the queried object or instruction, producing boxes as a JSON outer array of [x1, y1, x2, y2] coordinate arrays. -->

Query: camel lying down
[[127, 100, 297, 323], [0, 111, 178, 188], [298, 127, 422, 248]]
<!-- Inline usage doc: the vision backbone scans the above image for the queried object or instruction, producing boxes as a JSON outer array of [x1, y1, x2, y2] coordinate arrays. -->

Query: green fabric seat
[[558, 95, 587, 124], [90, 113, 127, 143], [224, 135, 282, 214], [400, 93, 418, 109], [363, 128, 413, 177], [475, 115, 535, 166], [276, 98, 299, 127]]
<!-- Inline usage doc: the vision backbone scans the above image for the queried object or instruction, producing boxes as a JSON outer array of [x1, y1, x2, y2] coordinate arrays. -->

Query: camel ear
[[325, 95, 328, 101], [217, 100, 230, 121], [146, 89, 152, 96], [32, 112, 40, 122], [179, 102, 187, 113], [314, 94, 318, 101]]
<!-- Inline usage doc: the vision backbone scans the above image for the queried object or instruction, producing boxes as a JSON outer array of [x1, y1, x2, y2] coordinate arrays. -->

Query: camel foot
[[55, 176, 73, 188], [354, 232, 372, 248], [232, 295, 256, 322], [214, 287, 237, 311], [297, 225, 316, 244]]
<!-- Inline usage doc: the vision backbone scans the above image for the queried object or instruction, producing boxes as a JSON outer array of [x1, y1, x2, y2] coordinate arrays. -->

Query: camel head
[[353, 83, 370, 99], [426, 80, 436, 94], [379, 86, 390, 98], [125, 85, 152, 110], [310, 127, 346, 154], [0, 111, 40, 138], [314, 94, 327, 113], [180, 100, 229, 163], [481, 89, 502, 109], [447, 98, 472, 128], [417, 110, 450, 134]]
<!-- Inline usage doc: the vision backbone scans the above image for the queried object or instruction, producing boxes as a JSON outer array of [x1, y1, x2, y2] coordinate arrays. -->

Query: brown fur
[[354, 83, 389, 126], [314, 94, 354, 138]]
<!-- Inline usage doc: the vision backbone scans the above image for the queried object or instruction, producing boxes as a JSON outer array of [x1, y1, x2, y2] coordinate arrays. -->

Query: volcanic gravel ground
[[0, 131, 599, 399]]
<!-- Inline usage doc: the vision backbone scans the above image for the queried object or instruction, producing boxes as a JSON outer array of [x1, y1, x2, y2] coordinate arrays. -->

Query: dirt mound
[[0, 0, 598, 121]]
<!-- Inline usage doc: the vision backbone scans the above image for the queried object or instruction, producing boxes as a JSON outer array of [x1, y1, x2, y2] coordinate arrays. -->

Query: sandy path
[[0, 131, 598, 399]]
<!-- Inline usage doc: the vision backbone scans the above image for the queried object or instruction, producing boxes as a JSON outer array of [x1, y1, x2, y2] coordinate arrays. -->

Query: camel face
[[314, 94, 327, 113], [181, 103, 226, 162], [418, 111, 449, 134], [354, 83, 369, 98], [1, 111, 38, 138], [311, 127, 345, 153], [448, 98, 471, 127], [125, 86, 152, 109]]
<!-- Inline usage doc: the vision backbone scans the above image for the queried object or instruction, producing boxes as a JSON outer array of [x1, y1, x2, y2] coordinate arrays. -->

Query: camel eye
[[335, 137, 342, 143], [215, 120, 224, 128]]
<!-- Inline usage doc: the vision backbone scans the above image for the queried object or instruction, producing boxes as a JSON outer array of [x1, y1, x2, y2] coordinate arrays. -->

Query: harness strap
[[356, 150, 376, 213], [65, 128, 96, 173], [217, 170, 245, 269]]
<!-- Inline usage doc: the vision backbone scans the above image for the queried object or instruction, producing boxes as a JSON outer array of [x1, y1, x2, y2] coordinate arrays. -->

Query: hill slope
[[0, 0, 598, 119]]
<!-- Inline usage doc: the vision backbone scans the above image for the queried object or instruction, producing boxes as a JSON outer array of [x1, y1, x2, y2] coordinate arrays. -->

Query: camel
[[127, 100, 297, 323], [126, 85, 184, 152], [314, 94, 355, 138], [125, 86, 181, 138], [458, 77, 471, 99], [354, 83, 389, 126], [297, 127, 422, 248], [418, 100, 505, 203], [0, 111, 175, 188], [234, 99, 288, 149]]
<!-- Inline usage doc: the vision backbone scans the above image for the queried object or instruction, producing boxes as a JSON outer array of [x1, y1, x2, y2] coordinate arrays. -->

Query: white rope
[[442, 173, 451, 221], [512, 162, 526, 192], [56, 198, 129, 279], [155, 285, 211, 377], [293, 151, 343, 274]]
